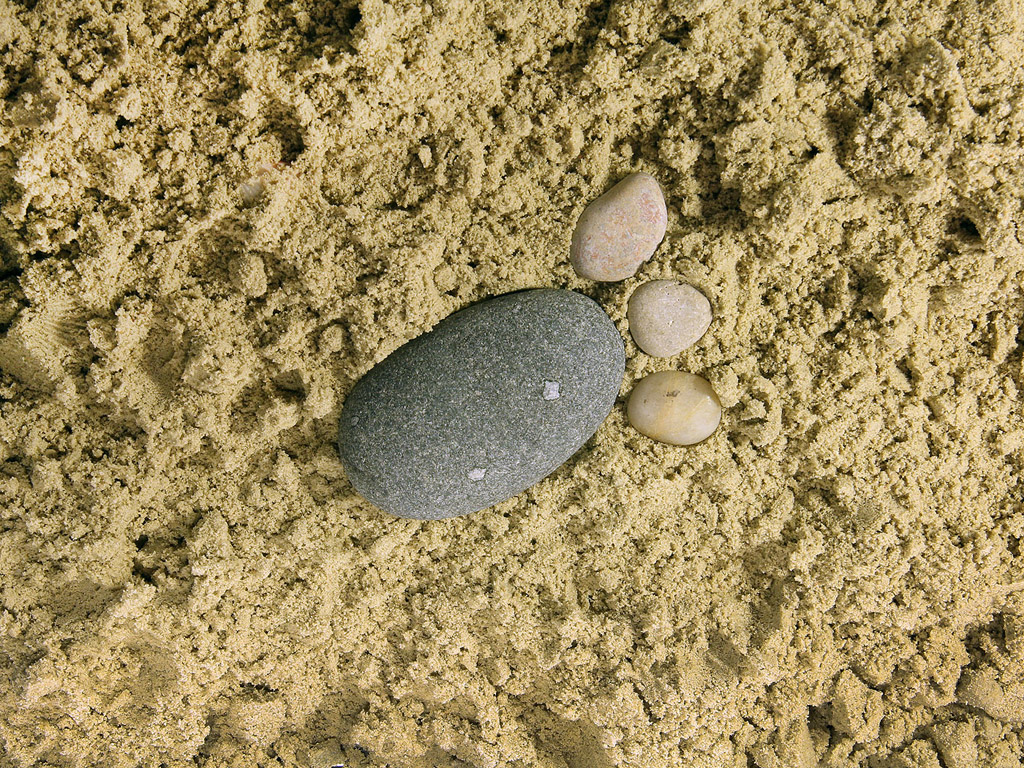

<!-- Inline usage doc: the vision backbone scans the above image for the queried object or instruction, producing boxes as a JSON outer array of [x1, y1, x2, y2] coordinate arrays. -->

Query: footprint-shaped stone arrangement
[[339, 173, 723, 519]]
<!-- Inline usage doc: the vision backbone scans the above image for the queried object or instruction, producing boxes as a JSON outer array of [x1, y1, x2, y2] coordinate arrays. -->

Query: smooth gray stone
[[338, 289, 625, 519]]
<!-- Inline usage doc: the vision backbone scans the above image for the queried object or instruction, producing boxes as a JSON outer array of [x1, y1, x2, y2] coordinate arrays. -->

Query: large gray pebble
[[338, 289, 625, 519]]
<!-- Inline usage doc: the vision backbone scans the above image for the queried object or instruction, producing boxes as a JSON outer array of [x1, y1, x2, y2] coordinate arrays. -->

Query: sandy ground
[[2, 0, 1024, 766]]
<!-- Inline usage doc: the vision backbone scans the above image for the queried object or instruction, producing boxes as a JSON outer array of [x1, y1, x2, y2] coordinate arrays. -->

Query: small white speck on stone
[[542, 380, 561, 400], [468, 467, 487, 481]]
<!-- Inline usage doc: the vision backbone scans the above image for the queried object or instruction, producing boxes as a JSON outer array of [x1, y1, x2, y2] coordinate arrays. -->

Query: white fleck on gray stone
[[542, 380, 560, 400], [627, 280, 712, 357], [338, 289, 625, 519], [570, 172, 668, 282], [468, 467, 487, 481]]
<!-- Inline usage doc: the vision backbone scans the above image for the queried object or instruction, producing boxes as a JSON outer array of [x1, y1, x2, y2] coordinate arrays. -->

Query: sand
[[1, 0, 1023, 766]]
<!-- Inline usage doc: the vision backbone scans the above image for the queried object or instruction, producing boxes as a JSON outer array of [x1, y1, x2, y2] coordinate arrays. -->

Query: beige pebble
[[628, 280, 712, 357], [570, 172, 667, 281], [627, 371, 721, 445]]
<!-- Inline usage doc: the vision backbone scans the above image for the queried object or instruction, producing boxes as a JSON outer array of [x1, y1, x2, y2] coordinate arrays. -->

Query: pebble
[[338, 289, 625, 519], [570, 172, 668, 282], [627, 371, 721, 445], [627, 280, 712, 357]]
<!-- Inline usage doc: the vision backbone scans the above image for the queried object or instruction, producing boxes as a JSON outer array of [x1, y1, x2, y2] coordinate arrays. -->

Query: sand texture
[[2, 0, 1024, 766]]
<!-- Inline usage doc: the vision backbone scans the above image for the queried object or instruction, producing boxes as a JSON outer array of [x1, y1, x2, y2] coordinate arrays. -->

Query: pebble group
[[570, 172, 721, 446], [339, 171, 723, 519]]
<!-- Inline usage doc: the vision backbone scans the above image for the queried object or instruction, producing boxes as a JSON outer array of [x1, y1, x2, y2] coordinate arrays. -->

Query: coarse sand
[[1, 0, 1024, 766]]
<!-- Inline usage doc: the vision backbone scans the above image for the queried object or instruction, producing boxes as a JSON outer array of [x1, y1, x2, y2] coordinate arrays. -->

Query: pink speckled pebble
[[570, 172, 668, 282]]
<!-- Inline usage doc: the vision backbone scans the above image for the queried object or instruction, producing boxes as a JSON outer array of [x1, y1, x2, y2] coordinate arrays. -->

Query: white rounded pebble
[[627, 280, 712, 357], [570, 172, 668, 282], [627, 371, 721, 446]]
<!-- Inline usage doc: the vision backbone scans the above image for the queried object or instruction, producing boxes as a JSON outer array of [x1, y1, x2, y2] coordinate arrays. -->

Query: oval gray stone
[[338, 289, 625, 520]]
